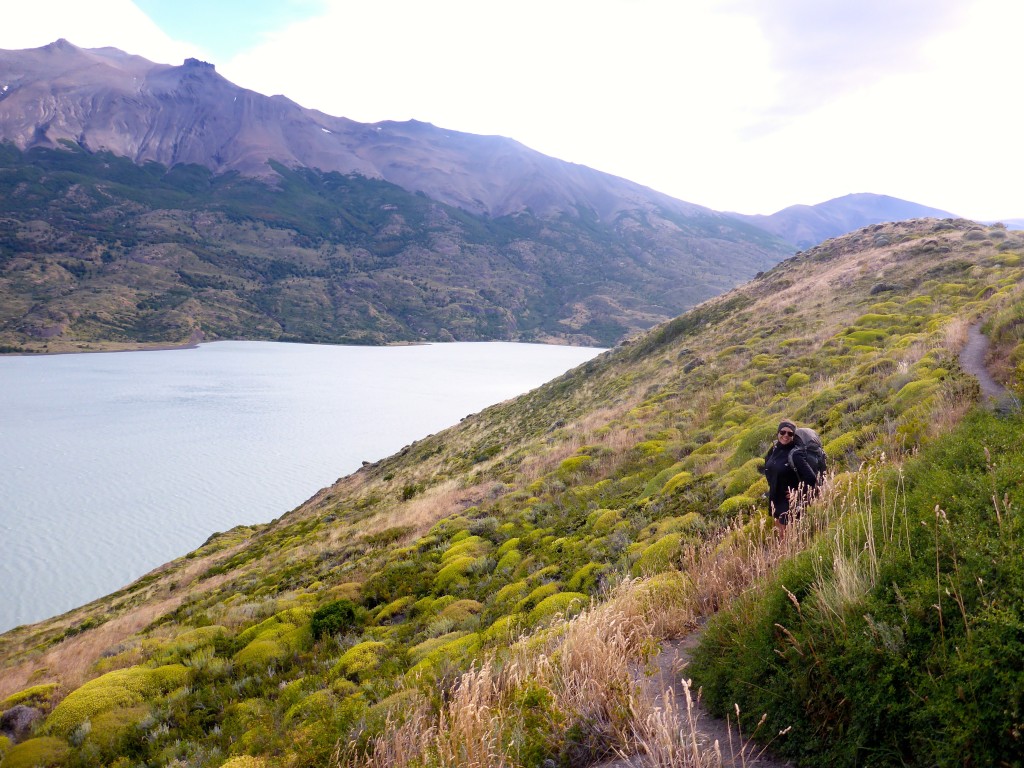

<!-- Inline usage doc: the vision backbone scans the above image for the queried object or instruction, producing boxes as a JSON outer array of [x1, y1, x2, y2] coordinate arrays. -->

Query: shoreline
[[0, 330, 206, 357]]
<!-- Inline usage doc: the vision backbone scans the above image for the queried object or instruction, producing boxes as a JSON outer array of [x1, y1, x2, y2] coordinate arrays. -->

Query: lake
[[0, 340, 603, 632]]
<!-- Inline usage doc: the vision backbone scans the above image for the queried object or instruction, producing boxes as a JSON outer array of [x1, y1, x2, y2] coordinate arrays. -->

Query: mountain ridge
[[0, 40, 716, 222]]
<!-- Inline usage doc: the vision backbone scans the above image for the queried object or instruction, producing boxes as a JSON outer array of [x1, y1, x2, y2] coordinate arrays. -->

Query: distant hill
[[0, 40, 792, 350], [735, 193, 958, 249]]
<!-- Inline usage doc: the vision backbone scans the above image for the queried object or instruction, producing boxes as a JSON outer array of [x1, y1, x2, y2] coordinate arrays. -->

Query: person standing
[[762, 420, 819, 535]]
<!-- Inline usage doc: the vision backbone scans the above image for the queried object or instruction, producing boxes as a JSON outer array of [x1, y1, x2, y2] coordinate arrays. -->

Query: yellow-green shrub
[[515, 583, 560, 613], [718, 495, 758, 515], [786, 372, 811, 390], [284, 690, 335, 726], [1, 737, 69, 768], [526, 592, 588, 626], [440, 535, 490, 563], [721, 458, 763, 497], [332, 641, 389, 681], [745, 476, 769, 498], [661, 470, 694, 494], [83, 705, 149, 751], [46, 664, 188, 735], [408, 632, 468, 664], [374, 595, 416, 624], [824, 431, 859, 459], [234, 638, 289, 669], [409, 633, 481, 674], [482, 615, 524, 644], [557, 455, 593, 477], [437, 599, 482, 625], [633, 534, 683, 576], [494, 580, 529, 607], [496, 537, 521, 556], [433, 555, 477, 591], [2, 683, 59, 710], [220, 757, 266, 768], [495, 548, 523, 573], [567, 561, 606, 592], [589, 508, 621, 534]]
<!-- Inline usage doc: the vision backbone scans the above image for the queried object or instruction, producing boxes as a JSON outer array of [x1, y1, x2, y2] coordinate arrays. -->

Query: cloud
[[0, 0, 205, 64], [729, 0, 969, 134]]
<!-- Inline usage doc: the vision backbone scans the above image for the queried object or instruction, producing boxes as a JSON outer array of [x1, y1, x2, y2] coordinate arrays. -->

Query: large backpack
[[789, 427, 827, 478]]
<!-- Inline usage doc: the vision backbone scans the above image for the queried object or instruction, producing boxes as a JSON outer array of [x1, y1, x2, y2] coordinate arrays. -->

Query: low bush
[[311, 599, 358, 639], [45, 665, 188, 736]]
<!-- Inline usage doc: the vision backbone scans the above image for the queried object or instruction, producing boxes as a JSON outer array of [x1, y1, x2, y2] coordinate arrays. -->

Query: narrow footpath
[[592, 623, 794, 768], [960, 323, 1016, 409]]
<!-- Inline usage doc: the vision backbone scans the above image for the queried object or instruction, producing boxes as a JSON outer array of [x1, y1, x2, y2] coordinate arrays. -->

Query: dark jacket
[[762, 438, 818, 522]]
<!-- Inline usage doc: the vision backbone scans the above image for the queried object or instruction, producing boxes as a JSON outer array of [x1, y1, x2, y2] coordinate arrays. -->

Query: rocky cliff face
[[0, 40, 714, 222]]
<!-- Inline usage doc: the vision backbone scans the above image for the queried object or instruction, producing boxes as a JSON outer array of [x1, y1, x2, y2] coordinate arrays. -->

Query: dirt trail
[[592, 623, 794, 768], [960, 323, 1010, 403]]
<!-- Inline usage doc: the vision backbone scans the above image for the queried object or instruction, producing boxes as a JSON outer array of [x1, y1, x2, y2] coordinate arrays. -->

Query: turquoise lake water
[[0, 340, 602, 632]]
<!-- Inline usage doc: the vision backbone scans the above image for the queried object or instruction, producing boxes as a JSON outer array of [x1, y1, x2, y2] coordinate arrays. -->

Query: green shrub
[[718, 495, 758, 515], [566, 562, 606, 593], [660, 471, 694, 495], [437, 599, 483, 626], [1, 737, 70, 768], [786, 372, 811, 390], [234, 638, 289, 669], [332, 641, 390, 681], [526, 592, 588, 627], [495, 548, 523, 573], [433, 555, 477, 592], [633, 534, 683, 576], [2, 683, 59, 710], [220, 757, 266, 768], [311, 599, 358, 639], [46, 665, 188, 735], [515, 583, 561, 613]]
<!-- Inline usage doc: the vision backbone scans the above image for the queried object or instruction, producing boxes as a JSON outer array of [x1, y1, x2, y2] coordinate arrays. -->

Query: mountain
[[0, 40, 710, 222], [1, 218, 1021, 767], [0, 40, 794, 350], [735, 192, 958, 249]]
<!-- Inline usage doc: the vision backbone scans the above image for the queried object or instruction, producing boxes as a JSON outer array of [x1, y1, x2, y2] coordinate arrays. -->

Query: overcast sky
[[2, 0, 1021, 220]]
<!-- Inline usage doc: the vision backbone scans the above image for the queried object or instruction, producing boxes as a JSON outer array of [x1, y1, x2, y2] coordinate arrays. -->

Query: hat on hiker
[[778, 419, 797, 433]]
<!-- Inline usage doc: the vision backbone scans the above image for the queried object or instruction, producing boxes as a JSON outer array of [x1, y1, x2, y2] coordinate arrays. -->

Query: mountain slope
[[0, 143, 788, 350], [1, 218, 1021, 766], [0, 39, 715, 222], [0, 40, 794, 350], [736, 192, 957, 248]]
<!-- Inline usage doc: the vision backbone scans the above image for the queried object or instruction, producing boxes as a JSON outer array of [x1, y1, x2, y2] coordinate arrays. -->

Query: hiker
[[762, 420, 820, 535]]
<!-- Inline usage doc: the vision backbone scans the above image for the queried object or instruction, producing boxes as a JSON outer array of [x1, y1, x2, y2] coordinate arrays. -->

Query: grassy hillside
[[0, 143, 788, 351], [0, 218, 1021, 768]]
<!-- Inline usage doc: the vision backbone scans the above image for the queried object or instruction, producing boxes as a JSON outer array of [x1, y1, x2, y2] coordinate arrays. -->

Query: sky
[[2, 0, 1022, 220]]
